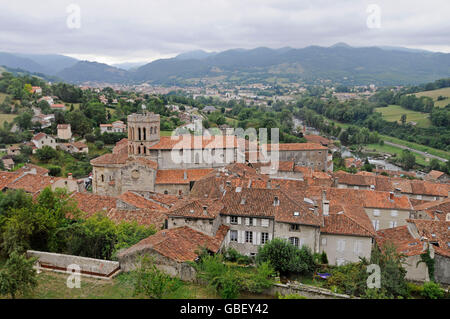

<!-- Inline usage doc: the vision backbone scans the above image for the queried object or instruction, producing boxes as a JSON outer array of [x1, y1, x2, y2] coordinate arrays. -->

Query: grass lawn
[[160, 130, 174, 137], [365, 143, 428, 166], [413, 87, 450, 108], [375, 105, 431, 128], [3, 270, 219, 299], [0, 92, 9, 103]]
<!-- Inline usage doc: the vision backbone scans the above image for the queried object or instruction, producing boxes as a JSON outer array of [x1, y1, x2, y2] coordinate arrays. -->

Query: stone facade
[[319, 234, 372, 266], [365, 207, 414, 231], [127, 112, 160, 156]]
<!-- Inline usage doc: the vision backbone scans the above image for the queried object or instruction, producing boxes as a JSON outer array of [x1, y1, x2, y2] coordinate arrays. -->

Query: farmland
[[414, 87, 450, 108], [375, 104, 431, 128]]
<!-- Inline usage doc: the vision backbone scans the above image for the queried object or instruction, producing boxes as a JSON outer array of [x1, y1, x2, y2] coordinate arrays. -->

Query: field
[[375, 105, 431, 128], [1, 270, 218, 299], [414, 87, 450, 108], [0, 113, 17, 126], [365, 143, 428, 166]]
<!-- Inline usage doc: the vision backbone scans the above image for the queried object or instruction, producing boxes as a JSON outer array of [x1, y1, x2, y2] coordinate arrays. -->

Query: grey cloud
[[0, 0, 449, 64]]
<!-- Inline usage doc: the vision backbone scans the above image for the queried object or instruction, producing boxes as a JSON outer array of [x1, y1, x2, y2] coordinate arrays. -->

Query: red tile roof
[[14, 164, 49, 176], [5, 174, 60, 194], [147, 135, 241, 150], [70, 192, 117, 217], [118, 225, 229, 262], [168, 198, 223, 219], [119, 191, 167, 210], [321, 205, 376, 237], [155, 168, 214, 185], [107, 208, 167, 228]]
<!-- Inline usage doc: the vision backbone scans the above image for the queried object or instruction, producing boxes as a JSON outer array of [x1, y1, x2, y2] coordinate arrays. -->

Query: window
[[321, 237, 327, 246], [164, 190, 168, 194], [230, 230, 238, 242], [261, 219, 269, 227], [101, 175, 104, 182], [245, 231, 253, 243], [372, 220, 380, 231], [289, 237, 299, 247], [373, 209, 380, 217], [290, 224, 300, 231], [261, 232, 269, 245], [230, 216, 238, 224], [354, 241, 363, 255], [391, 210, 398, 217], [389, 221, 397, 228], [248, 218, 253, 226]]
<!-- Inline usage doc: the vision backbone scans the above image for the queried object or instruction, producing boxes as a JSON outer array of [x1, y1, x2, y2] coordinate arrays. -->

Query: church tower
[[127, 111, 160, 157]]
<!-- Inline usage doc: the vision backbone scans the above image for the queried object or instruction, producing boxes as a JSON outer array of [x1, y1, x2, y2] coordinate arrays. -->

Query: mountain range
[[1, 44, 449, 86]]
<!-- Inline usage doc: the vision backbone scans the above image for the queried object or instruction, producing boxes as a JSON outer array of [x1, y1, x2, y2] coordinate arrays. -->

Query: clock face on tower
[[131, 169, 140, 179]]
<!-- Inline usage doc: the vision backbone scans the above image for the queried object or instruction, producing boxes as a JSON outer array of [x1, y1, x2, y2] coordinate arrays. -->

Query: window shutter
[[226, 216, 230, 224], [299, 238, 304, 248], [268, 233, 273, 241], [245, 218, 250, 226], [238, 231, 243, 243], [226, 230, 230, 244], [252, 232, 257, 245], [257, 232, 261, 245], [237, 217, 242, 225]]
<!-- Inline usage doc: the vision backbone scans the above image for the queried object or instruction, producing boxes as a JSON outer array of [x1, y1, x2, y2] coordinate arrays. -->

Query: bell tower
[[127, 111, 160, 157]]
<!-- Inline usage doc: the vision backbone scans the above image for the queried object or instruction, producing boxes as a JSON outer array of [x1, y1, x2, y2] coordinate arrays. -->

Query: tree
[[400, 114, 407, 125], [0, 251, 38, 299], [35, 146, 59, 162], [15, 111, 33, 130], [400, 149, 416, 170]]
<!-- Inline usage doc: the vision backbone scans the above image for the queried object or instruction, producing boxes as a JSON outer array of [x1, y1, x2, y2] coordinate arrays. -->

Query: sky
[[1, 0, 449, 65]]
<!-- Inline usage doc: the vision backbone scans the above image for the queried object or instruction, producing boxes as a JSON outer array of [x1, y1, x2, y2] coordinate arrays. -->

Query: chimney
[[202, 205, 208, 215], [68, 173, 73, 180]]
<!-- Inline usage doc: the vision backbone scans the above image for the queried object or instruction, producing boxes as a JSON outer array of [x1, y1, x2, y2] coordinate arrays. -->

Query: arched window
[[143, 146, 147, 155], [138, 127, 141, 141], [150, 127, 153, 134], [138, 146, 141, 154], [101, 175, 104, 182], [143, 127, 146, 140], [164, 190, 168, 194], [154, 126, 158, 134]]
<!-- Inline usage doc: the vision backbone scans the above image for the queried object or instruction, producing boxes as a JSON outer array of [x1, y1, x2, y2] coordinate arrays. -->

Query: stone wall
[[435, 254, 450, 285], [265, 282, 355, 299], [27, 250, 120, 279]]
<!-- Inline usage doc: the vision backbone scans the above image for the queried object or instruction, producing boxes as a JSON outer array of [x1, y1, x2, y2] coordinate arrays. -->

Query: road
[[384, 141, 448, 162]]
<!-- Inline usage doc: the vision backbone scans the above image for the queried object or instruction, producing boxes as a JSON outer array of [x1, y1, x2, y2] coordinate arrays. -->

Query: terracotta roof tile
[[168, 198, 223, 219], [119, 191, 168, 210], [263, 142, 327, 151], [118, 225, 229, 262], [155, 168, 213, 185], [107, 208, 167, 228], [70, 192, 117, 217]]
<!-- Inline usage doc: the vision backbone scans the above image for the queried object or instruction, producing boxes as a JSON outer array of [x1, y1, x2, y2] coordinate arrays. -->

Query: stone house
[[100, 121, 127, 134], [320, 205, 376, 266], [31, 132, 56, 151], [7, 145, 20, 156], [59, 141, 88, 154], [425, 170, 450, 183], [154, 168, 213, 195], [117, 225, 229, 281], [263, 143, 329, 172], [57, 124, 72, 140]]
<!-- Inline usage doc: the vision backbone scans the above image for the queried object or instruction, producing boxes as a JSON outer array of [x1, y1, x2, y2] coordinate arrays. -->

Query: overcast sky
[[1, 0, 449, 64]]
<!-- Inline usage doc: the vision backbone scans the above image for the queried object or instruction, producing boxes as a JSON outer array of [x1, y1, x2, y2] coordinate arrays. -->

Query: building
[[50, 104, 66, 111], [117, 225, 229, 281], [425, 170, 450, 183], [59, 141, 88, 154], [57, 124, 72, 140], [32, 113, 54, 129], [263, 143, 329, 172], [7, 145, 20, 156], [100, 121, 127, 134], [31, 132, 56, 151]]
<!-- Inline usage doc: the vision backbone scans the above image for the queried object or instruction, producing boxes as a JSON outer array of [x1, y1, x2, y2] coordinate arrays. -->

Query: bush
[[0, 251, 38, 299], [48, 165, 61, 177], [94, 140, 105, 149], [421, 281, 445, 299], [133, 255, 181, 299], [35, 146, 59, 163], [256, 238, 315, 275]]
